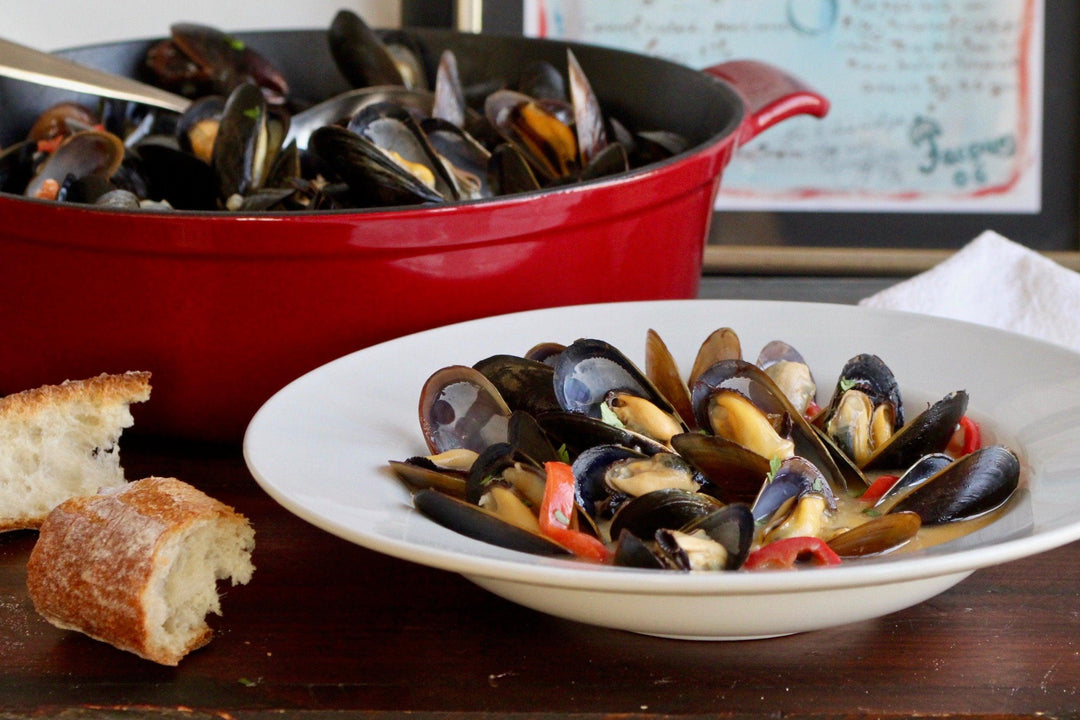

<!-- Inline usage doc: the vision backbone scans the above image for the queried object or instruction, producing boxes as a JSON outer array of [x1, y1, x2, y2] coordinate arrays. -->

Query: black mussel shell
[[823, 354, 905, 428], [535, 410, 668, 461], [553, 338, 679, 420], [870, 452, 953, 507], [887, 445, 1020, 525], [862, 391, 968, 471], [752, 456, 836, 525], [826, 511, 922, 558], [389, 458, 468, 497], [418, 365, 512, 455], [608, 488, 721, 544], [572, 443, 647, 518], [487, 143, 541, 196], [670, 432, 770, 505], [328, 9, 407, 88], [309, 125, 444, 206], [212, 83, 271, 202], [473, 355, 560, 416], [612, 529, 665, 569], [413, 489, 570, 557]]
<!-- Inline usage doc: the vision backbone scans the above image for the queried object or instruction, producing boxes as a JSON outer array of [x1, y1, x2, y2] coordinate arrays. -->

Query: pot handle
[[703, 60, 829, 145]]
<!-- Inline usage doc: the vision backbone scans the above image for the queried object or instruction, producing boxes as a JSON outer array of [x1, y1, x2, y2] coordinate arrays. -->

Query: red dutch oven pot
[[0, 29, 827, 442]]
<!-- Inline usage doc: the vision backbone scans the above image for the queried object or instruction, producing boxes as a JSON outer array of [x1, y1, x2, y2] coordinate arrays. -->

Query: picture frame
[[402, 1, 1079, 275]]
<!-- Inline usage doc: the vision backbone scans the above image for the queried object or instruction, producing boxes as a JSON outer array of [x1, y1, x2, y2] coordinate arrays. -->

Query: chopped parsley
[[764, 455, 782, 483], [599, 401, 626, 429]]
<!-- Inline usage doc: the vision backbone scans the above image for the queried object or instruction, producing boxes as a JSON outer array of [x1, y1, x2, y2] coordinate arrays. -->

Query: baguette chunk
[[27, 477, 255, 665], [0, 371, 151, 531]]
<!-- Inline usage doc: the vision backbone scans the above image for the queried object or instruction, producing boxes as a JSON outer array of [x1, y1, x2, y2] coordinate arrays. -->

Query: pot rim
[[0, 27, 746, 256]]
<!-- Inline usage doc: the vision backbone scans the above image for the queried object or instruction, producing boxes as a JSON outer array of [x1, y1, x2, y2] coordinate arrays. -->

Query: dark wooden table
[[3, 434, 1079, 719]]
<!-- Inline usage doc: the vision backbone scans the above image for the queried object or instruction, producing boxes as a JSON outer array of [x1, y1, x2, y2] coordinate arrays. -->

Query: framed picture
[[403, 0, 1078, 274]]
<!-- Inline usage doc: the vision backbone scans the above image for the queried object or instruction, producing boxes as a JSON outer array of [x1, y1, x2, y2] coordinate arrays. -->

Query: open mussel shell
[[669, 432, 770, 506], [167, 22, 289, 104], [612, 529, 665, 569], [691, 359, 850, 491], [644, 329, 695, 429], [573, 444, 647, 518], [507, 411, 561, 465], [485, 89, 579, 183], [413, 489, 571, 557], [309, 125, 443, 206], [751, 456, 836, 524], [418, 365, 512, 455], [286, 86, 435, 152], [861, 390, 969, 471], [826, 511, 922, 558], [389, 458, 468, 498], [681, 502, 755, 570], [577, 447, 705, 520], [553, 338, 682, 426], [871, 452, 953, 507], [212, 83, 272, 203], [608, 488, 722, 544], [821, 353, 905, 428], [473, 355, 560, 416], [536, 410, 668, 461], [24, 130, 125, 199], [689, 327, 743, 387], [349, 103, 459, 200], [466, 441, 536, 504], [422, 117, 492, 199], [567, 49, 608, 166], [756, 340, 817, 416], [328, 9, 410, 88], [432, 50, 466, 128], [175, 95, 226, 162], [487, 143, 542, 196], [887, 444, 1020, 525]]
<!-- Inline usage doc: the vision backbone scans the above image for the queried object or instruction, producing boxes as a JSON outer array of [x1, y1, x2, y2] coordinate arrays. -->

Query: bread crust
[[0, 371, 151, 419], [0, 371, 152, 531], [26, 477, 254, 666]]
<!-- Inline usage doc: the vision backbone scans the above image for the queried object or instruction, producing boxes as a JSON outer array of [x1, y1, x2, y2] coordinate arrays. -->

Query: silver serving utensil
[[0, 36, 387, 151], [0, 36, 191, 113]]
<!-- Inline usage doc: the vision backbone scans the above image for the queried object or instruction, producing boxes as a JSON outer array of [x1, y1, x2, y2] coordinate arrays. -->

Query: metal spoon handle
[[0, 36, 190, 113]]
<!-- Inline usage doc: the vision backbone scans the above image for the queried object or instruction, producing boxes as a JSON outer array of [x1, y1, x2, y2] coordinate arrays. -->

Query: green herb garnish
[[599, 402, 626, 429], [764, 455, 783, 483]]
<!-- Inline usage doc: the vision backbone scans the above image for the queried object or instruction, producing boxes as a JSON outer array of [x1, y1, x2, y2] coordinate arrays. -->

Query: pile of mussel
[[0, 10, 688, 211], [390, 327, 1022, 571]]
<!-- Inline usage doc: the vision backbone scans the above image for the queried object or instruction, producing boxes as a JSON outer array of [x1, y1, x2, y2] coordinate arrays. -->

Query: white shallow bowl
[[244, 299, 1080, 640]]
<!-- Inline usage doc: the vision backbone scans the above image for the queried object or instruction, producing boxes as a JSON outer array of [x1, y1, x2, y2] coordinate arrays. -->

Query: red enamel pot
[[0, 28, 827, 442]]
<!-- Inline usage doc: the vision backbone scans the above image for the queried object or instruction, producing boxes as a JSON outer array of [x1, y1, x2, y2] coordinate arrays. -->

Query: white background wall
[[7, 1, 401, 50]]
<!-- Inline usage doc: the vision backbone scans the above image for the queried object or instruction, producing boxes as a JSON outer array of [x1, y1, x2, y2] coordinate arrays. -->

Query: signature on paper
[[909, 115, 1017, 188]]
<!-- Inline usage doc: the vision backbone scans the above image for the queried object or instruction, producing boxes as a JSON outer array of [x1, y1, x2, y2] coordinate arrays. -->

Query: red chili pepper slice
[[958, 416, 981, 455], [36, 136, 65, 154], [743, 536, 841, 570], [860, 474, 899, 504], [539, 461, 611, 563], [946, 415, 982, 457]]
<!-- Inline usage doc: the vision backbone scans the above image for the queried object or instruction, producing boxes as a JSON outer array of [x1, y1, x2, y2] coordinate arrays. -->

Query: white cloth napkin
[[859, 230, 1080, 353]]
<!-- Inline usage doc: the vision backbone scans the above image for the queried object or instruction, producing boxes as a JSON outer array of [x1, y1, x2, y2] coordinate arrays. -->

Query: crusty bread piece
[[0, 371, 151, 531], [26, 477, 255, 666]]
